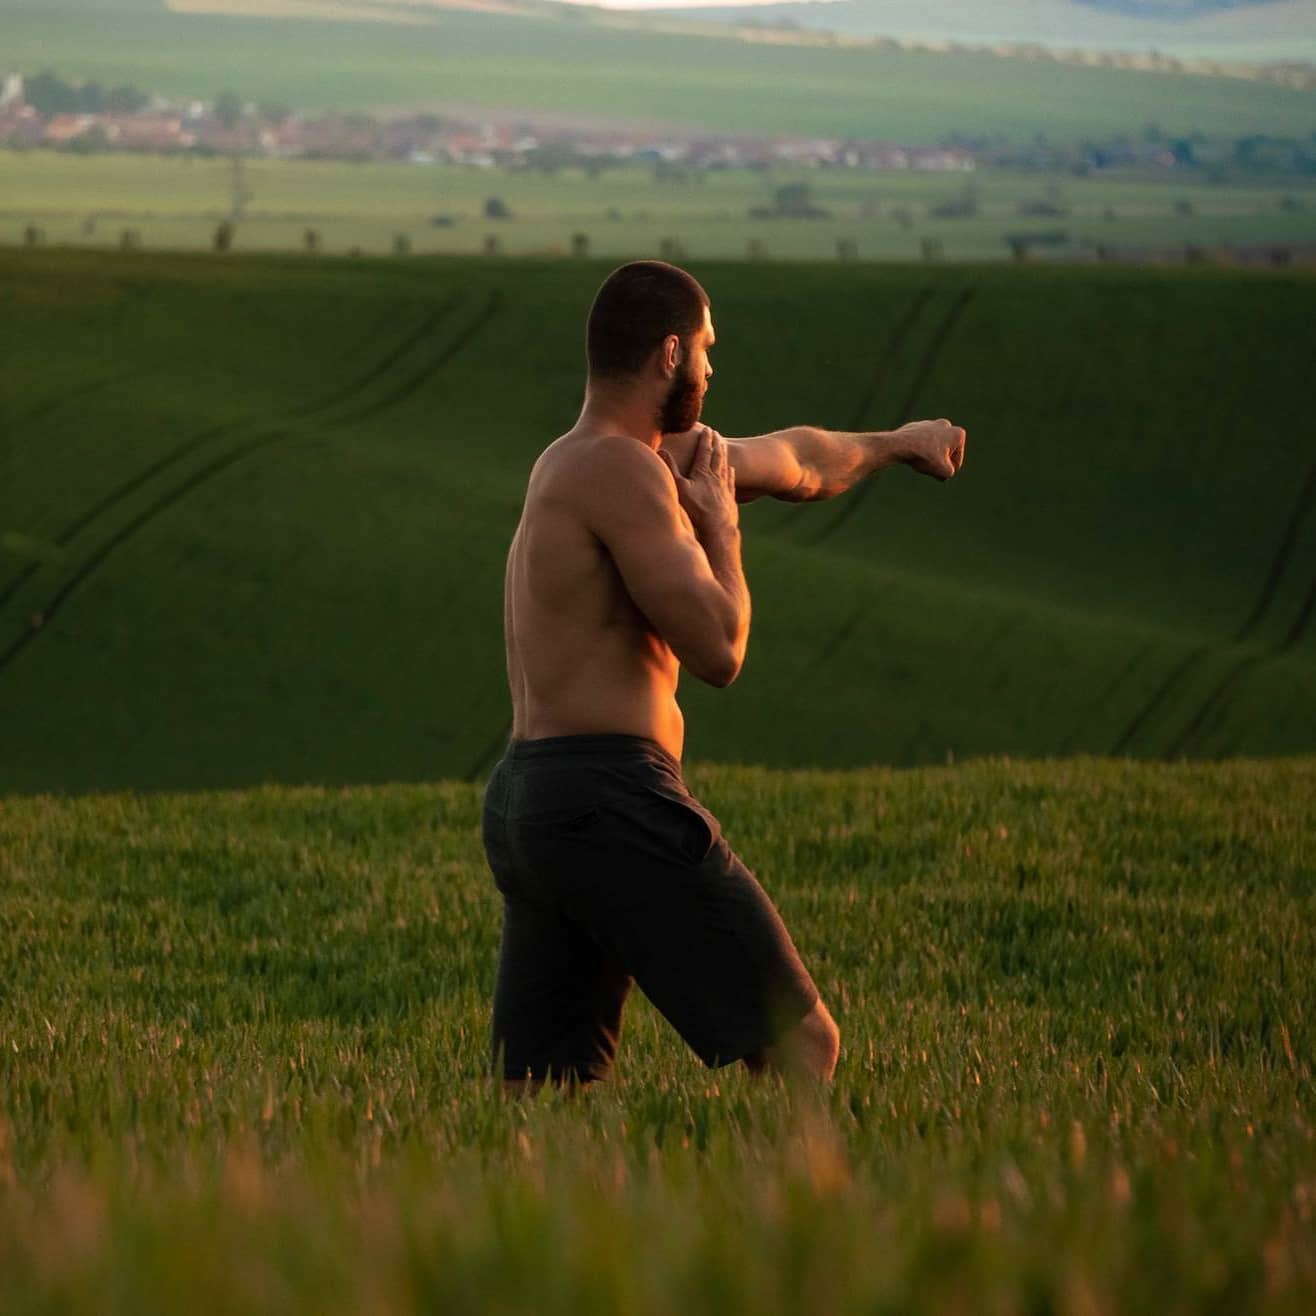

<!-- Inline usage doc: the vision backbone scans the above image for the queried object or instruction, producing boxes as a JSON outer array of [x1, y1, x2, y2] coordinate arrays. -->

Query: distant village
[[4, 69, 1310, 181], [0, 71, 979, 173]]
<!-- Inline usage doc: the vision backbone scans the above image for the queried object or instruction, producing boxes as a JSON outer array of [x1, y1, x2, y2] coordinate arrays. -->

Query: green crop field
[[1, 757, 1313, 1312], [2, 249, 1315, 793], [5, 4, 1316, 143], [2, 242, 1314, 1309], [6, 150, 1316, 263]]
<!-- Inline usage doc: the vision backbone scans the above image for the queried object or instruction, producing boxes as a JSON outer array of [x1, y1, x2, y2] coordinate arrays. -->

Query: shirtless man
[[482, 261, 967, 1093]]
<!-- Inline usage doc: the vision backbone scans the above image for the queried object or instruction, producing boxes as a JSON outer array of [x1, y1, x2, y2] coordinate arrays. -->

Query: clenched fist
[[896, 418, 967, 482]]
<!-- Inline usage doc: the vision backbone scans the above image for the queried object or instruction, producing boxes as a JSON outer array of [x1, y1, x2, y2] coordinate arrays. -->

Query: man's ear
[[661, 333, 681, 377]]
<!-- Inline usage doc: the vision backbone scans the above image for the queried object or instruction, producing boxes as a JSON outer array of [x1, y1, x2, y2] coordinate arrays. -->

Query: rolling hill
[[656, 0, 1316, 64], [1, 248, 1313, 792], [3, 3, 1316, 143]]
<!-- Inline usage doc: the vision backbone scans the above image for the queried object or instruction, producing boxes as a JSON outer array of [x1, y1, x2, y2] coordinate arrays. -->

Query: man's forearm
[[699, 524, 751, 667], [778, 426, 909, 501]]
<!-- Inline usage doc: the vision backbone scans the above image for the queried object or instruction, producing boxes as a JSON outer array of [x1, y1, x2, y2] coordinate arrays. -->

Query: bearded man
[[482, 260, 967, 1093]]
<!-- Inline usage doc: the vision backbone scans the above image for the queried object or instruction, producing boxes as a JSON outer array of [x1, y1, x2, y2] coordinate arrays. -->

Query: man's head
[[585, 260, 715, 433]]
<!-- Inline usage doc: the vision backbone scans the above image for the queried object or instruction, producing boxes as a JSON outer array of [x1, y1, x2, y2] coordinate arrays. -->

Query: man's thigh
[[548, 784, 821, 1070], [491, 892, 633, 1084]]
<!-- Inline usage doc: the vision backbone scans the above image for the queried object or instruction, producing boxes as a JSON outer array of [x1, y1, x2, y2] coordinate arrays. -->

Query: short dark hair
[[586, 260, 709, 378]]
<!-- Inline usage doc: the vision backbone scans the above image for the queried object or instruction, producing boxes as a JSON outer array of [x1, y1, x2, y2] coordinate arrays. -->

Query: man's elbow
[[705, 657, 742, 689], [692, 645, 743, 689], [793, 475, 828, 502]]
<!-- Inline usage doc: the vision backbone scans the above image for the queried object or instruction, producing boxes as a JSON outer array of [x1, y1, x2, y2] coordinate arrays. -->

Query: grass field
[[5, 150, 1316, 262], [5, 4, 1316, 143], [1, 757, 1313, 1312], [1, 249, 1314, 792]]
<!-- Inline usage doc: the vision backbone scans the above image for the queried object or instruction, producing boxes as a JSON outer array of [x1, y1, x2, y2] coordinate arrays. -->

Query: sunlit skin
[[500, 303, 967, 1096]]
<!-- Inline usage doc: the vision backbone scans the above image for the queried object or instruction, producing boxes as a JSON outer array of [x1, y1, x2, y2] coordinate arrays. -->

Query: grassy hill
[[1, 757, 1313, 1310], [4, 4, 1316, 142], [660, 0, 1316, 63], [0, 248, 1313, 792]]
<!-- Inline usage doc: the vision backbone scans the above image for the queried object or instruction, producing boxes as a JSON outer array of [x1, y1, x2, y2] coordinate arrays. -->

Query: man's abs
[[503, 448, 686, 760]]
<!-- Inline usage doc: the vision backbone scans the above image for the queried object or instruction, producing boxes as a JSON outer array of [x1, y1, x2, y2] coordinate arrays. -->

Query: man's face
[[658, 307, 715, 434]]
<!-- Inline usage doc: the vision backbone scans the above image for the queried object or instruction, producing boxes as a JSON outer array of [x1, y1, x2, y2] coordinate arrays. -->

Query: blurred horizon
[[571, 0, 1316, 63]]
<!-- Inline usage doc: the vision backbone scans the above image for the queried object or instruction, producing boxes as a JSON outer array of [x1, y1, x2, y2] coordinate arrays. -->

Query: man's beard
[[658, 363, 704, 434]]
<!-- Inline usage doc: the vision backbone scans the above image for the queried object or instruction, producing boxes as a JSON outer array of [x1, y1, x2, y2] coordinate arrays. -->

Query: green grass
[[5, 150, 1316, 262], [4, 4, 1316, 142], [1, 249, 1314, 791], [1, 757, 1313, 1312]]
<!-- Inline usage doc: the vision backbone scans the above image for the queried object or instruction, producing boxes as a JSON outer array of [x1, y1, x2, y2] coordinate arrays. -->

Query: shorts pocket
[[640, 790, 719, 869], [509, 806, 604, 875], [516, 805, 601, 832]]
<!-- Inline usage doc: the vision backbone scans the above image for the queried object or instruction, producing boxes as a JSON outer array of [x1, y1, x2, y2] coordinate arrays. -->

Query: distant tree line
[[213, 90, 295, 130], [942, 120, 1316, 181], [22, 70, 150, 116], [1229, 135, 1316, 176], [749, 182, 832, 220]]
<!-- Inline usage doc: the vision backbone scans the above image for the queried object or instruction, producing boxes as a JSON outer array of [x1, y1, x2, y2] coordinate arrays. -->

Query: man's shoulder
[[531, 434, 673, 544], [538, 432, 668, 494], [549, 430, 662, 463]]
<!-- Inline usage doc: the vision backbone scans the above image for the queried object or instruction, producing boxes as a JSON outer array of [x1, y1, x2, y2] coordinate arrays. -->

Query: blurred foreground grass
[[1, 757, 1313, 1312]]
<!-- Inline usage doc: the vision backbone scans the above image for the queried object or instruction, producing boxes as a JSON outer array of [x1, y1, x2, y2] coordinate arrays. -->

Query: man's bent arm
[[589, 437, 750, 688]]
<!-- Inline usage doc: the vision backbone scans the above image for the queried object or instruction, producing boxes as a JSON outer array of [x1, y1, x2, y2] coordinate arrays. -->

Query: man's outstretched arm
[[661, 420, 967, 503]]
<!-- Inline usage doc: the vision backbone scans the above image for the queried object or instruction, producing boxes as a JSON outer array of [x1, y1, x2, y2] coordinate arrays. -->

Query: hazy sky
[[573, 0, 824, 7]]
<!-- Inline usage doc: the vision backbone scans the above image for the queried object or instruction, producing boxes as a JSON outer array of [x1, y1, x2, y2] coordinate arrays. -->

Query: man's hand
[[658, 426, 739, 539], [894, 419, 967, 482]]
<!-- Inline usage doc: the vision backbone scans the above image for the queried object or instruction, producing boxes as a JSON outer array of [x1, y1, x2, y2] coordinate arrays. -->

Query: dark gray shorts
[[482, 733, 820, 1083]]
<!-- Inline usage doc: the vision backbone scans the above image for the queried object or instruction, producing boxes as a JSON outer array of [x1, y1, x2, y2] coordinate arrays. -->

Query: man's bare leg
[[741, 999, 840, 1082]]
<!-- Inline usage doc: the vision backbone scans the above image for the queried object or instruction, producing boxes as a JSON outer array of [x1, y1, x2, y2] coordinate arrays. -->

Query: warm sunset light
[[2, 0, 1312, 1310]]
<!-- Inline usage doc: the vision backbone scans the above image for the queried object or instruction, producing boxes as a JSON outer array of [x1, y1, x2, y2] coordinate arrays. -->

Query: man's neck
[[576, 385, 661, 451]]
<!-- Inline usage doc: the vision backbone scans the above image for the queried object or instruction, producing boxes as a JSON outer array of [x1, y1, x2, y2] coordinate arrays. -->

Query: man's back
[[504, 432, 687, 758]]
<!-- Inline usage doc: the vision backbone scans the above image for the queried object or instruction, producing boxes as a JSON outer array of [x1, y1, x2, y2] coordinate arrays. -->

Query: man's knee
[[743, 998, 839, 1081], [797, 998, 841, 1076]]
